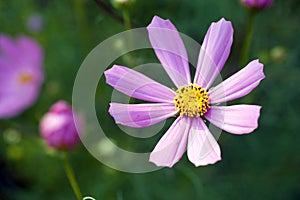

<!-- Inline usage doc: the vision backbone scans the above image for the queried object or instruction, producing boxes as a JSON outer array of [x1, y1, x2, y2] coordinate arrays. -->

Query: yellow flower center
[[174, 84, 209, 117], [18, 73, 33, 84]]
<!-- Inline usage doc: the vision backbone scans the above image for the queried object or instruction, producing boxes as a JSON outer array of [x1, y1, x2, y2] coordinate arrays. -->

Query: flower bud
[[111, 0, 135, 10], [26, 13, 44, 33], [270, 46, 286, 64], [241, 0, 273, 9], [40, 101, 81, 150]]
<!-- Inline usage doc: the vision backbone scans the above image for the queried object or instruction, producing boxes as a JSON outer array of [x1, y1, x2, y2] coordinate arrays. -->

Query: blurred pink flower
[[105, 16, 265, 167], [40, 101, 82, 151], [241, 0, 273, 9], [26, 13, 44, 33], [0, 35, 44, 118]]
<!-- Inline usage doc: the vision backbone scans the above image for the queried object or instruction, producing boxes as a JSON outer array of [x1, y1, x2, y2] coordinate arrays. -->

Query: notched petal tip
[[194, 17, 234, 88], [218, 17, 230, 23], [209, 59, 266, 104], [108, 102, 114, 115], [252, 59, 266, 79], [214, 17, 233, 30], [147, 16, 171, 29], [107, 102, 127, 126], [104, 65, 114, 79], [147, 16, 191, 87], [149, 156, 176, 168], [104, 64, 122, 74], [186, 118, 222, 167], [192, 155, 222, 167], [244, 59, 266, 90], [104, 65, 127, 84], [242, 105, 262, 134], [205, 105, 262, 135]]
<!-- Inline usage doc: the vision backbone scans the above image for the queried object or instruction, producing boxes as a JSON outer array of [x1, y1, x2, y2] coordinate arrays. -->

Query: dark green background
[[0, 0, 299, 199]]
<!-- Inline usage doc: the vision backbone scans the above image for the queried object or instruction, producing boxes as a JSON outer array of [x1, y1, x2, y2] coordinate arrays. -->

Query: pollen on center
[[174, 84, 209, 117], [18, 73, 34, 84]]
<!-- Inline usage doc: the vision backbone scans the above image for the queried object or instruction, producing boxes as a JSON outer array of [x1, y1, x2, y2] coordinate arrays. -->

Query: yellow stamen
[[174, 84, 209, 117], [18, 74, 33, 84]]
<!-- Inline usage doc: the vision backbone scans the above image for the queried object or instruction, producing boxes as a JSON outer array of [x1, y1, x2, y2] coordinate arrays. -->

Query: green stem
[[62, 153, 83, 200], [240, 10, 256, 67], [122, 9, 135, 67], [73, 0, 90, 51], [122, 9, 131, 30], [93, 0, 124, 25]]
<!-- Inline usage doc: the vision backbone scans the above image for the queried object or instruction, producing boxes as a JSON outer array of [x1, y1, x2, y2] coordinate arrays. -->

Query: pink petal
[[109, 103, 177, 128], [0, 36, 44, 118], [208, 60, 265, 104], [0, 83, 40, 118], [0, 35, 18, 60], [187, 118, 221, 166], [0, 35, 43, 69], [105, 65, 176, 103], [194, 18, 233, 89], [17, 36, 44, 67], [147, 16, 191, 87], [204, 105, 261, 134], [149, 116, 191, 167]]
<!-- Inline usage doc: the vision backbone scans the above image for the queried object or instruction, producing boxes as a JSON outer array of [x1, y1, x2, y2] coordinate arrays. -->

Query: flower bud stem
[[122, 9, 131, 30], [122, 9, 136, 67], [62, 153, 83, 200], [73, 0, 91, 52], [240, 10, 256, 67]]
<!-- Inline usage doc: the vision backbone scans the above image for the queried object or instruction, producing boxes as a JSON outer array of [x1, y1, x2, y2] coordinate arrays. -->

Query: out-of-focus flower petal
[[194, 18, 233, 89], [149, 116, 191, 167], [0, 35, 19, 60], [109, 103, 177, 128], [17, 36, 44, 67], [0, 35, 43, 118], [147, 16, 191, 87], [0, 83, 40, 118], [104, 65, 176, 103], [205, 105, 261, 134], [187, 118, 221, 166], [208, 60, 265, 104]]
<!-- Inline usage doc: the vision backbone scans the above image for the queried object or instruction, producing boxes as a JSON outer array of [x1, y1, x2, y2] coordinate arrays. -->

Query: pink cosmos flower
[[105, 16, 265, 167], [40, 101, 81, 151], [241, 0, 273, 9], [0, 35, 44, 118]]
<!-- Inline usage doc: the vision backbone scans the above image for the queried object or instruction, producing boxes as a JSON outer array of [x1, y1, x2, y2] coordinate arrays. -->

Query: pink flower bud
[[40, 101, 81, 150], [241, 0, 273, 9], [26, 13, 44, 33]]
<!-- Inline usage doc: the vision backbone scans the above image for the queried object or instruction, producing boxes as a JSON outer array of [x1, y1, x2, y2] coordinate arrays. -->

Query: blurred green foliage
[[0, 0, 300, 199]]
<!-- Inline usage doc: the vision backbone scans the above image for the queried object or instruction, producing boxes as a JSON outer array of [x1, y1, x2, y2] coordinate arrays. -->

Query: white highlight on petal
[[187, 118, 221, 166], [194, 18, 233, 89], [105, 65, 176, 103], [149, 116, 191, 167], [147, 16, 191, 87], [208, 59, 265, 104], [205, 105, 261, 134], [109, 103, 177, 128]]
